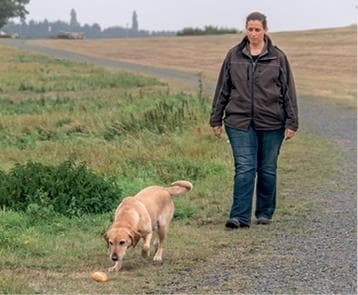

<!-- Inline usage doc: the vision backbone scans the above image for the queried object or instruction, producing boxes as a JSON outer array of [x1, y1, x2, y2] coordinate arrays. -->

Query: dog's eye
[[119, 240, 125, 246], [109, 241, 113, 245]]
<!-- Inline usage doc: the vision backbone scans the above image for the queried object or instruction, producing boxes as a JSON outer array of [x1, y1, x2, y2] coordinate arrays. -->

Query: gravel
[[246, 98, 357, 295], [1, 39, 356, 294]]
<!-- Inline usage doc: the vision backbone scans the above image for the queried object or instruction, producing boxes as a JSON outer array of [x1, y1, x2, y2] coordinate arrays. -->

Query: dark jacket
[[209, 35, 298, 131]]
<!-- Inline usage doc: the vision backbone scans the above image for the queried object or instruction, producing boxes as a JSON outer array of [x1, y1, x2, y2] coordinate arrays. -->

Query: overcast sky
[[25, 0, 356, 32]]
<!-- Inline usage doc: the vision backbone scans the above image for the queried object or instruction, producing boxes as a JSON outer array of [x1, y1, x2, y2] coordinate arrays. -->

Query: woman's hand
[[212, 126, 223, 138], [284, 128, 296, 140]]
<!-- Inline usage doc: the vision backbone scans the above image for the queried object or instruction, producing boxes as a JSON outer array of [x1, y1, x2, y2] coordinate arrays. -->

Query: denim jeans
[[225, 125, 284, 225]]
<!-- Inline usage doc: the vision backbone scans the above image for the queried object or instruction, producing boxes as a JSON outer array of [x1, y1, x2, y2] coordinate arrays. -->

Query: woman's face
[[246, 20, 267, 46]]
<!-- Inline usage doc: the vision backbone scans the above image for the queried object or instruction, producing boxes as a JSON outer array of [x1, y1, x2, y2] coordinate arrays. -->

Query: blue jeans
[[225, 126, 284, 225]]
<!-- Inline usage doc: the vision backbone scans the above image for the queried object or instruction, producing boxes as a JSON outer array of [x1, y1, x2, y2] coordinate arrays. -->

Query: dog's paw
[[153, 255, 162, 263]]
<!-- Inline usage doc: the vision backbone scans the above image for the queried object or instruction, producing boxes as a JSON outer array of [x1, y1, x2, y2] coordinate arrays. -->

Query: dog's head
[[104, 227, 140, 262]]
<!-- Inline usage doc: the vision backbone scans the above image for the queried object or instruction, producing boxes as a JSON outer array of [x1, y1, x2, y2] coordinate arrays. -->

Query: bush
[[177, 25, 239, 36], [0, 159, 121, 217]]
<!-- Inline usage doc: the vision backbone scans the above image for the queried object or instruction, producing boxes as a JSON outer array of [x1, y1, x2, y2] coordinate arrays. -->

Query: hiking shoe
[[256, 216, 271, 225], [225, 218, 250, 229]]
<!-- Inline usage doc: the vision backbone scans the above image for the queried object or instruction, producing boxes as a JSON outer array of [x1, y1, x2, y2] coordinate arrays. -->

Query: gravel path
[[2, 39, 356, 294], [245, 99, 357, 294]]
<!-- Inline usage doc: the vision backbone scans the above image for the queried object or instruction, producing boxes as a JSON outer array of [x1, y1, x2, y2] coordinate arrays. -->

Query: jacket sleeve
[[280, 54, 299, 131], [209, 50, 233, 127]]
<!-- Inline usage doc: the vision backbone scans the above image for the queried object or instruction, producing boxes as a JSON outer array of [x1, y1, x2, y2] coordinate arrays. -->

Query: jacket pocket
[[275, 100, 285, 122]]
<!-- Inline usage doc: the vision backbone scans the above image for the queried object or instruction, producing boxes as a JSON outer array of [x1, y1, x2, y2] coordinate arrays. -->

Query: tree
[[0, 0, 29, 29], [131, 10, 138, 32], [70, 8, 79, 28]]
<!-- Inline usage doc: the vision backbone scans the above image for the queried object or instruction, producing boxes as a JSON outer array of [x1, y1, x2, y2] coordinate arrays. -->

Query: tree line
[[1, 1, 239, 39], [2, 9, 176, 38]]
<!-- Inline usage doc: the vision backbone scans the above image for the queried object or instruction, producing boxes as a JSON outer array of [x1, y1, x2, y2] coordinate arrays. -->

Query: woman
[[209, 12, 298, 228]]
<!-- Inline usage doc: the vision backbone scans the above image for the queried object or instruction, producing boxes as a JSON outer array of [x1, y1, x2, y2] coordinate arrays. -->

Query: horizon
[[23, 0, 356, 33]]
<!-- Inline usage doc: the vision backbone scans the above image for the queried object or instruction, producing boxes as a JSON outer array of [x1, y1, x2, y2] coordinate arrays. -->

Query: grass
[[0, 35, 344, 294], [30, 25, 357, 107]]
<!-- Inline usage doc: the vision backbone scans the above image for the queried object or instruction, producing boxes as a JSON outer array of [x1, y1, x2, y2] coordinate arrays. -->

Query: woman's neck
[[249, 41, 265, 56]]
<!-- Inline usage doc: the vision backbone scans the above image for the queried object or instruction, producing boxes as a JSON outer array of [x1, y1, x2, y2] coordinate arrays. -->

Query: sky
[[25, 0, 356, 32]]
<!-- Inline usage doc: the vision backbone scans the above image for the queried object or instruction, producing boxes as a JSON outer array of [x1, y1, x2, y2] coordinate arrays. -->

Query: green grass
[[0, 44, 340, 293]]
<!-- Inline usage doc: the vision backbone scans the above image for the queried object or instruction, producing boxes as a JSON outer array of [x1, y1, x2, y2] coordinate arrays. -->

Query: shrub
[[177, 25, 239, 36], [0, 159, 121, 217]]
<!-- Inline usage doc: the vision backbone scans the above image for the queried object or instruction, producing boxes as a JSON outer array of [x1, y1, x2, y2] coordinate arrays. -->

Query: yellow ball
[[90, 271, 108, 282]]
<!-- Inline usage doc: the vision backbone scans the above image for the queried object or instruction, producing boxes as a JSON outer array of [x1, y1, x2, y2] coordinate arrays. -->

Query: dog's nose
[[111, 254, 118, 261]]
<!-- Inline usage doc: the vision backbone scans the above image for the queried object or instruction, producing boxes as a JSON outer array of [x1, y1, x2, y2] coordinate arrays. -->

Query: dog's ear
[[129, 231, 141, 248], [103, 231, 109, 247]]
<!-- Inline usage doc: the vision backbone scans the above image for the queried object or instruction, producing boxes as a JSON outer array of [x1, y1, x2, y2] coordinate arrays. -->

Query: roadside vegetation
[[0, 44, 339, 293]]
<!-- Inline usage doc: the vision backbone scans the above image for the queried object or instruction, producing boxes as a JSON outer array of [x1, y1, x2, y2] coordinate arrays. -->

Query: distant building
[[0, 31, 18, 38]]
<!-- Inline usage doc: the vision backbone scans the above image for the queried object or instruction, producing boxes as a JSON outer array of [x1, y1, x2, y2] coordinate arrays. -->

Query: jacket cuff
[[285, 121, 298, 131]]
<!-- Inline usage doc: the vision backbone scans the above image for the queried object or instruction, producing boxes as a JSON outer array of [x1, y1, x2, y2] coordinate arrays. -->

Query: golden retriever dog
[[104, 180, 193, 271]]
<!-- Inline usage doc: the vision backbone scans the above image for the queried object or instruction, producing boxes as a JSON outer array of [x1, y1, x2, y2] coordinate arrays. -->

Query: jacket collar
[[238, 35, 274, 58]]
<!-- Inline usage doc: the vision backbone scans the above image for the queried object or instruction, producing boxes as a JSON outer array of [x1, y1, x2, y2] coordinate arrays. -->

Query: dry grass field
[[31, 26, 357, 106]]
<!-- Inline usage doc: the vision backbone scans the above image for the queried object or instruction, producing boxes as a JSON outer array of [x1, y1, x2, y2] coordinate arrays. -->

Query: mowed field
[[31, 25, 357, 106]]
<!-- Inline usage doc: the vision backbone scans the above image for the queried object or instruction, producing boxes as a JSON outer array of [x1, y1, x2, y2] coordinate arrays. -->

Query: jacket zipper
[[244, 49, 276, 128], [250, 59, 257, 128], [249, 55, 276, 128]]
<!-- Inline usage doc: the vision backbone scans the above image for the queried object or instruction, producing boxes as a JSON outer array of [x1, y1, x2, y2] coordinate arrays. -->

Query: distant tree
[[177, 25, 239, 36], [0, 0, 30, 29], [131, 10, 138, 32], [82, 22, 101, 38], [70, 8, 80, 29], [2, 7, 174, 38]]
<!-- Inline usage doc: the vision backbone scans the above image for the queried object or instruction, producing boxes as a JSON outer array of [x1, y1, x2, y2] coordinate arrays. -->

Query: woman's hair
[[246, 12, 267, 30]]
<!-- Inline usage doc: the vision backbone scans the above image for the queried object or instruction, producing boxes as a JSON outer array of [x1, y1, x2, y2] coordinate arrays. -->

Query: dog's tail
[[166, 180, 193, 196]]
